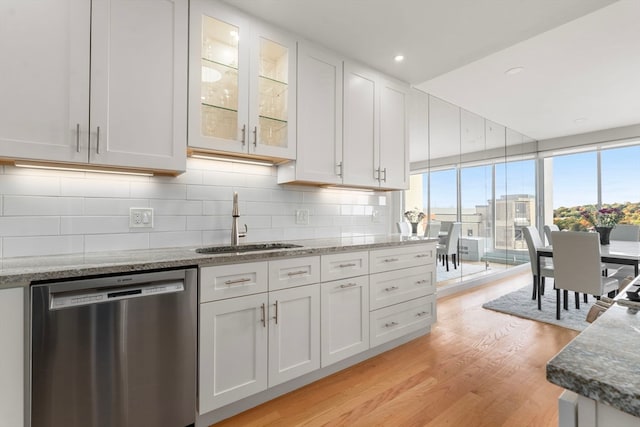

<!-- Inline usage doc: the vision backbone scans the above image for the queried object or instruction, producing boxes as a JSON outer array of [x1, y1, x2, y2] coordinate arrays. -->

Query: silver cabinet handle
[[95, 126, 101, 154], [374, 168, 380, 181], [384, 321, 398, 328], [416, 280, 428, 285], [338, 263, 357, 268], [287, 270, 308, 277], [384, 286, 399, 292], [336, 161, 343, 178], [241, 124, 246, 146], [383, 258, 399, 263], [252, 125, 257, 147], [416, 311, 428, 317], [339, 282, 357, 289], [415, 254, 429, 258], [273, 301, 279, 324], [75, 123, 81, 152], [261, 303, 266, 327], [224, 277, 251, 285], [381, 167, 387, 182]]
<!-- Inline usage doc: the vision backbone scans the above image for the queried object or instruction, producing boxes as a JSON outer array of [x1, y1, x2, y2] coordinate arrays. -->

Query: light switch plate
[[130, 208, 154, 228], [295, 209, 309, 225]]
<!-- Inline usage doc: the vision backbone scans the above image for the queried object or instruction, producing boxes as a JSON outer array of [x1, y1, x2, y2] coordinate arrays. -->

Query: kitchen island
[[547, 290, 640, 426]]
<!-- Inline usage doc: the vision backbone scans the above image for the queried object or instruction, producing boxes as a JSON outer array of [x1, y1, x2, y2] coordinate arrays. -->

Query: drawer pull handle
[[339, 282, 357, 289], [287, 270, 308, 277], [416, 311, 428, 317], [338, 263, 357, 268], [384, 321, 398, 328], [416, 280, 428, 284], [415, 254, 429, 258], [224, 277, 251, 285], [383, 258, 399, 263], [384, 286, 399, 292], [261, 303, 266, 327]]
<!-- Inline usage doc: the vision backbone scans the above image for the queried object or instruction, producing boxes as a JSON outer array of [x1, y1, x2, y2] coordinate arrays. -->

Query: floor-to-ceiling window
[[550, 151, 597, 231], [601, 145, 640, 225]]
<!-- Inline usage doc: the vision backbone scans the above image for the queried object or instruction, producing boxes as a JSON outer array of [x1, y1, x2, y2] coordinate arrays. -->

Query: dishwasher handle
[[49, 279, 184, 310]]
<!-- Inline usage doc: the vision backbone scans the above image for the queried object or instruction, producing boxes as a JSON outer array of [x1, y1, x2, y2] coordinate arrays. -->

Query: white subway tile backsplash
[[84, 233, 149, 253], [60, 216, 129, 235], [0, 174, 60, 196], [0, 217, 60, 237], [3, 235, 84, 257], [149, 231, 201, 249], [3, 196, 83, 216], [61, 177, 130, 198], [84, 198, 149, 215], [0, 164, 393, 257]]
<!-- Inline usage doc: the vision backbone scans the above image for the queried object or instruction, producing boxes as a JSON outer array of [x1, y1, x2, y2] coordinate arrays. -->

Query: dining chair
[[396, 221, 411, 235], [543, 224, 560, 245], [550, 231, 619, 320], [437, 222, 461, 271], [523, 226, 554, 301], [424, 221, 441, 239]]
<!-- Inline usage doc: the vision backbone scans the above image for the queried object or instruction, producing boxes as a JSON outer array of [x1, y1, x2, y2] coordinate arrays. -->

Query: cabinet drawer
[[200, 261, 268, 303], [369, 244, 435, 274], [369, 295, 435, 347], [370, 265, 434, 310], [321, 251, 369, 282], [269, 256, 320, 291]]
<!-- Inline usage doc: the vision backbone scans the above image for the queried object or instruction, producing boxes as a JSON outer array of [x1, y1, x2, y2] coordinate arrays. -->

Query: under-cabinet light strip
[[189, 153, 274, 167], [13, 161, 154, 177]]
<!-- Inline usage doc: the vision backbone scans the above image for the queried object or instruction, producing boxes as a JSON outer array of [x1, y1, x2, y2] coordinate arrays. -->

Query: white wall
[[0, 158, 391, 258]]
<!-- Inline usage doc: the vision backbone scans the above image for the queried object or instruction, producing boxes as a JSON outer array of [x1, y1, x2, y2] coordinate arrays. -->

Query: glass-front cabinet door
[[189, 0, 296, 160]]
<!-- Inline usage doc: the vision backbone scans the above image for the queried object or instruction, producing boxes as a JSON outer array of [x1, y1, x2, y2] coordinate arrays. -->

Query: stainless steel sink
[[195, 243, 303, 254]]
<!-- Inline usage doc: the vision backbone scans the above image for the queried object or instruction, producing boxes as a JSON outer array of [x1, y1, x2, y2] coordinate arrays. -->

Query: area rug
[[482, 285, 593, 331]]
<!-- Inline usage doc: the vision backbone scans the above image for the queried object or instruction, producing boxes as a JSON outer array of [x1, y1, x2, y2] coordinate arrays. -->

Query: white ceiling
[[223, 0, 640, 143]]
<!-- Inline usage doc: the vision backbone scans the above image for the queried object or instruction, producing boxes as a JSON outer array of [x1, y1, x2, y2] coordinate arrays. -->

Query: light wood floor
[[212, 272, 579, 427]]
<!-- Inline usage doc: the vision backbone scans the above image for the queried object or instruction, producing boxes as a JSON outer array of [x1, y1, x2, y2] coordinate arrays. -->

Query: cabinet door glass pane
[[258, 37, 288, 148], [201, 16, 239, 140]]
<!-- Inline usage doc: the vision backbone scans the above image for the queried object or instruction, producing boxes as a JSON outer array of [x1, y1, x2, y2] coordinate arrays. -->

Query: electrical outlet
[[129, 208, 154, 228], [295, 209, 309, 225], [371, 209, 381, 223]]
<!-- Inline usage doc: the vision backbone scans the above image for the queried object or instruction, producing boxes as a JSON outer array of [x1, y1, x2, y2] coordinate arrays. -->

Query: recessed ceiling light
[[574, 118, 588, 123], [394, 54, 404, 62], [505, 66, 524, 75]]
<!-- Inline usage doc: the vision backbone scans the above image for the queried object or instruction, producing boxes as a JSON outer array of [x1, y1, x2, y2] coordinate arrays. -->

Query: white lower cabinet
[[268, 284, 320, 386], [199, 293, 268, 414], [370, 295, 435, 347], [198, 243, 437, 418], [0, 287, 24, 427], [321, 275, 369, 367]]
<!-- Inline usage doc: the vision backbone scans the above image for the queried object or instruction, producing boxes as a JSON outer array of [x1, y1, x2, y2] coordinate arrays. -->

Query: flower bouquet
[[580, 207, 624, 244], [404, 208, 425, 234]]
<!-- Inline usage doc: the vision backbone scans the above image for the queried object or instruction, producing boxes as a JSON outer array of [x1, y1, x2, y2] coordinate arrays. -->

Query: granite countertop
[[0, 235, 436, 289], [546, 301, 640, 417]]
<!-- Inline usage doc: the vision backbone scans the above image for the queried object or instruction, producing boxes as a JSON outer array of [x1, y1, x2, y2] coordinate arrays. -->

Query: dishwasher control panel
[[50, 280, 184, 310]]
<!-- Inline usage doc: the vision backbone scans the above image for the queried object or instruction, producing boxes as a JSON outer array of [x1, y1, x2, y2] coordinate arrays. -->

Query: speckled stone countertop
[[0, 235, 436, 289], [547, 302, 640, 417]]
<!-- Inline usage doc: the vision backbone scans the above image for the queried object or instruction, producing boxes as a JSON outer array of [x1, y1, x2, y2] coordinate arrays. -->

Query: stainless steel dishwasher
[[31, 268, 197, 427]]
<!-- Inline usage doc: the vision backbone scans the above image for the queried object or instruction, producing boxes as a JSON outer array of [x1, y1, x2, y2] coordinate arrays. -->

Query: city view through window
[[405, 143, 640, 282]]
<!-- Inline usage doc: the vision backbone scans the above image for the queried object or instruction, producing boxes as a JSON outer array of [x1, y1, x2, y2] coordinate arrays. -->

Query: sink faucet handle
[[239, 224, 248, 238]]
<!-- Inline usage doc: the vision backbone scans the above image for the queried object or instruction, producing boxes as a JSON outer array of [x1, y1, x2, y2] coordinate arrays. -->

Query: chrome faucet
[[231, 192, 247, 246]]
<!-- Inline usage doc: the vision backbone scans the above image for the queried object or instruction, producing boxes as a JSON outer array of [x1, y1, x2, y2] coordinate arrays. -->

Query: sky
[[423, 145, 640, 210]]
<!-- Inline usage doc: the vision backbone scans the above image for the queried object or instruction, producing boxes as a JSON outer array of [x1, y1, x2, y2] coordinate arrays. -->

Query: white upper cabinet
[[189, 0, 296, 161], [343, 62, 409, 190], [0, 0, 188, 173], [378, 78, 409, 190], [278, 42, 343, 185], [0, 0, 90, 164]]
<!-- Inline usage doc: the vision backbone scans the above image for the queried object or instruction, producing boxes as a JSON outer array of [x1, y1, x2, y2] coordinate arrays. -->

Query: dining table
[[535, 239, 640, 310]]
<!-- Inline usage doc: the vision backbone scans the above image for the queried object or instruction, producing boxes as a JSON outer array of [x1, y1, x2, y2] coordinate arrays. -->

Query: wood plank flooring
[[212, 272, 579, 427]]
